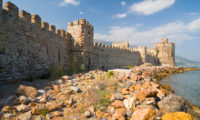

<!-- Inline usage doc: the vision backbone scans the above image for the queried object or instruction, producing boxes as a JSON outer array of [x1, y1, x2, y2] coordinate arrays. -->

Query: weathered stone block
[[4, 1, 19, 16], [49, 25, 56, 32], [41, 22, 49, 31], [73, 20, 79, 25], [68, 22, 73, 26], [80, 18, 86, 25], [56, 29, 61, 36], [60, 29, 66, 37], [31, 14, 41, 25], [19, 10, 31, 21]]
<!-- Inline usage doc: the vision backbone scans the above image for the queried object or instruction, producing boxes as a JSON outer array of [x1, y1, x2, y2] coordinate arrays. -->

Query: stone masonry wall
[[0, 2, 72, 82], [91, 43, 142, 69], [0, 1, 175, 82]]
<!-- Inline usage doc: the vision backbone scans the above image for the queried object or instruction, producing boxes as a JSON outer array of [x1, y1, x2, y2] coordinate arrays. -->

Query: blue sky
[[3, 0, 200, 61]]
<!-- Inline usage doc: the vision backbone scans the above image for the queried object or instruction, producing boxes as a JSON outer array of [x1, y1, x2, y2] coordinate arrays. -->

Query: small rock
[[85, 111, 92, 118], [1, 106, 13, 113], [111, 100, 124, 109], [69, 86, 81, 93], [46, 113, 54, 120], [143, 97, 156, 105], [16, 104, 30, 112], [52, 111, 63, 117], [17, 85, 38, 98], [34, 116, 43, 120], [123, 97, 135, 110], [19, 96, 29, 104], [112, 108, 126, 120], [114, 93, 124, 100], [54, 85, 60, 94], [16, 111, 32, 120], [61, 75, 70, 80], [3, 113, 13, 119], [38, 89, 46, 96], [88, 106, 95, 114], [5, 95, 18, 106], [39, 97, 47, 103], [126, 110, 133, 118]]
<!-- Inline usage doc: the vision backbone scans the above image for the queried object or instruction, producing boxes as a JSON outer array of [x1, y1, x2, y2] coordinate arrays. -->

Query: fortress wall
[[0, 1, 175, 82], [91, 42, 142, 69], [0, 2, 72, 81]]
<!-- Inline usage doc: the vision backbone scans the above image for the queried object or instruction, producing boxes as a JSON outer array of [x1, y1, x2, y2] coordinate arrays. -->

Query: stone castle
[[0, 1, 175, 81]]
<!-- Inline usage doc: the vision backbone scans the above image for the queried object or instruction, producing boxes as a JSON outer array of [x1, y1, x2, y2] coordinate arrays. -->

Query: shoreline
[[0, 65, 199, 119]]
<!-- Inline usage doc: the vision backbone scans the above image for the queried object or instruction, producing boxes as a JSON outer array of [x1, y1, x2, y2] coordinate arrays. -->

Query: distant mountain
[[175, 55, 200, 67]]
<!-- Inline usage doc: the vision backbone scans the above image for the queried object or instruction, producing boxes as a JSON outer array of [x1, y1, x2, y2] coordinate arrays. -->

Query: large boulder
[[158, 94, 188, 114], [130, 108, 156, 120], [136, 88, 157, 102], [162, 112, 193, 120], [17, 85, 38, 98]]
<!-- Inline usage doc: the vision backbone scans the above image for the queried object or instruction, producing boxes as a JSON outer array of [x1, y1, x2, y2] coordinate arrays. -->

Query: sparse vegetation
[[80, 64, 85, 73], [127, 65, 134, 69], [107, 71, 114, 78], [40, 109, 48, 116], [49, 65, 64, 79]]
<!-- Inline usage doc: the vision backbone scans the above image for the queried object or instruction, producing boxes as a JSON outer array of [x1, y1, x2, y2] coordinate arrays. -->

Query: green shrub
[[127, 65, 134, 69], [40, 109, 48, 116], [80, 64, 85, 73], [107, 71, 114, 78], [97, 90, 110, 107]]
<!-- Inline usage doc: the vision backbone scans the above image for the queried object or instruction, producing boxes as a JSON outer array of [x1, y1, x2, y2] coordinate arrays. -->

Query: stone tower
[[67, 18, 94, 70], [154, 38, 175, 66], [67, 18, 94, 52]]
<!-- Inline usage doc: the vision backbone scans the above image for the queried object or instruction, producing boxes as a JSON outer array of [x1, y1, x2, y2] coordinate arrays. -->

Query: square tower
[[67, 18, 94, 52], [154, 38, 175, 66]]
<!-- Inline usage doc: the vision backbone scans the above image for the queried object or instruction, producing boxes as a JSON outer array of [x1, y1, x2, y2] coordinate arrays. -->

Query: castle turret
[[67, 18, 94, 70], [154, 38, 175, 66], [67, 18, 94, 52]]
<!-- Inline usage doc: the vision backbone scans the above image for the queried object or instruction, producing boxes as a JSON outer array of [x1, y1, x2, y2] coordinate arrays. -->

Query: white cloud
[[121, 1, 126, 6], [59, 0, 80, 6], [114, 13, 127, 19], [79, 11, 84, 15], [188, 18, 200, 31], [95, 18, 200, 46], [129, 0, 175, 15]]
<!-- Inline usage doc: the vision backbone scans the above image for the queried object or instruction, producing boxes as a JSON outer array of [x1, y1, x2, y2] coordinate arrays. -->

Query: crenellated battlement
[[4, 1, 19, 16], [31, 14, 41, 25], [41, 22, 49, 30], [19, 10, 31, 21], [68, 18, 94, 30]]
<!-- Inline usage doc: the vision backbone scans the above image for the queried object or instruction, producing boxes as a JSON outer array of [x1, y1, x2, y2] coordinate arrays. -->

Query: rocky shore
[[0, 65, 199, 120]]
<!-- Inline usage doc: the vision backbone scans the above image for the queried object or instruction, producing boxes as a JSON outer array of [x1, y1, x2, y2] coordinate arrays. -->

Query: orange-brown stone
[[130, 108, 156, 120]]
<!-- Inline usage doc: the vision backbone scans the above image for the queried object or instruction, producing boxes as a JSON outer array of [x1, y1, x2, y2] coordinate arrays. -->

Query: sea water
[[161, 68, 200, 107]]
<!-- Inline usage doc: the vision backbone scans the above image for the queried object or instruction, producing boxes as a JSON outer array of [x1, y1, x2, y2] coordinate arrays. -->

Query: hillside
[[175, 55, 200, 67]]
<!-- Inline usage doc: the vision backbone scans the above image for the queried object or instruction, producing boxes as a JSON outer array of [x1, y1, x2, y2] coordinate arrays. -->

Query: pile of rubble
[[0, 66, 199, 120]]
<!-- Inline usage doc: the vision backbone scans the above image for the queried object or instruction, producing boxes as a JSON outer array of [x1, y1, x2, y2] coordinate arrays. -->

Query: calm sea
[[160, 67, 200, 107]]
